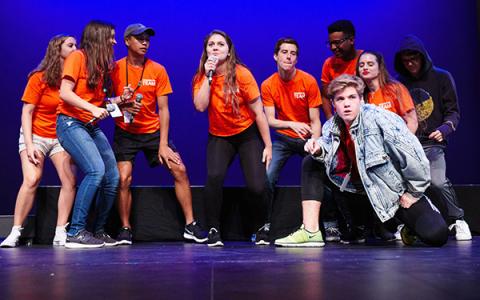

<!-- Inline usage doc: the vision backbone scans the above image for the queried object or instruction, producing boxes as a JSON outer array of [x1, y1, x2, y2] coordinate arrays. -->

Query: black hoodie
[[394, 35, 460, 147]]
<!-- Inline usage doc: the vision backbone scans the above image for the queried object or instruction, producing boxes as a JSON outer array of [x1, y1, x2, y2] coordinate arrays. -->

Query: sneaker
[[400, 225, 418, 246], [274, 224, 325, 247], [94, 231, 119, 247], [117, 227, 133, 245], [184, 221, 208, 243], [254, 223, 270, 245], [394, 224, 404, 241], [449, 220, 472, 241], [53, 223, 68, 246], [65, 229, 105, 249], [0, 226, 23, 248], [373, 223, 396, 242], [207, 228, 223, 247], [324, 227, 341, 242], [340, 226, 366, 244]]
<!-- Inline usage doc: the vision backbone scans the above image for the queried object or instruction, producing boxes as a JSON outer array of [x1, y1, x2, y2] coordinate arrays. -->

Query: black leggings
[[301, 155, 338, 223], [393, 196, 448, 246], [204, 125, 267, 230], [336, 188, 448, 247], [301, 156, 448, 246]]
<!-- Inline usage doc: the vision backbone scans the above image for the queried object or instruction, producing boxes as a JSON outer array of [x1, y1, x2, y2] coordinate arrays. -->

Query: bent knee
[[416, 214, 449, 247], [247, 182, 265, 197], [119, 173, 132, 188], [171, 162, 188, 177], [23, 174, 42, 189]]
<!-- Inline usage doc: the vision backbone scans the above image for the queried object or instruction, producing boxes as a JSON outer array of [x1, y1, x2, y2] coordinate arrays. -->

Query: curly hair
[[194, 30, 245, 115], [28, 34, 73, 88], [80, 20, 115, 90]]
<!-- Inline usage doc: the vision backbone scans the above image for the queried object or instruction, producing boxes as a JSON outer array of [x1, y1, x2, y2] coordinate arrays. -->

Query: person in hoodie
[[394, 35, 471, 241]]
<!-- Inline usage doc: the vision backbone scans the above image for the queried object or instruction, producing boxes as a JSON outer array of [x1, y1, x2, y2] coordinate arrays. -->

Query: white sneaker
[[449, 220, 472, 241], [394, 224, 404, 241], [1, 226, 23, 248], [53, 223, 68, 246]]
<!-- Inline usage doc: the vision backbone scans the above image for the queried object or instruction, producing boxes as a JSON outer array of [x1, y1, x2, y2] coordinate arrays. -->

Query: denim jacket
[[314, 104, 431, 222]]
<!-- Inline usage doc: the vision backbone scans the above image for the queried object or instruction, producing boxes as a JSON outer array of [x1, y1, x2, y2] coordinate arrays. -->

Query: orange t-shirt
[[111, 58, 173, 134], [193, 65, 260, 137], [261, 69, 322, 138], [367, 82, 415, 116], [57, 50, 106, 123], [21, 71, 60, 138], [321, 50, 364, 88]]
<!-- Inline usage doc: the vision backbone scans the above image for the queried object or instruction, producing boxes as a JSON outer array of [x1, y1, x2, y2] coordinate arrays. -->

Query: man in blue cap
[[111, 23, 207, 245]]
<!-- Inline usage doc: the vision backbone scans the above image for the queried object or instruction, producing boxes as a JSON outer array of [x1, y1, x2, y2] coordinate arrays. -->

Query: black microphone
[[86, 105, 116, 126], [130, 93, 143, 123], [207, 56, 218, 85]]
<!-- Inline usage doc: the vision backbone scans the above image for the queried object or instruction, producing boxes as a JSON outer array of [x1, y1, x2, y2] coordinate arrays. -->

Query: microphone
[[86, 105, 116, 126], [206, 56, 218, 85], [130, 93, 143, 123]]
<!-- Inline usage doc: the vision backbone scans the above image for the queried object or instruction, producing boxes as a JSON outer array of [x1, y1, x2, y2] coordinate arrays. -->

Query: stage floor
[[1, 237, 479, 300]]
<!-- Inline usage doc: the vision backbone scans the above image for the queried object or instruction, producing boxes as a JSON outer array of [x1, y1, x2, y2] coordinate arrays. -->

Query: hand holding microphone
[[205, 55, 218, 85], [86, 106, 115, 125], [129, 93, 143, 122]]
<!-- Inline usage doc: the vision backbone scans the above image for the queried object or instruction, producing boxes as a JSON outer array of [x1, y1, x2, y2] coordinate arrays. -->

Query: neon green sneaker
[[274, 224, 325, 247]]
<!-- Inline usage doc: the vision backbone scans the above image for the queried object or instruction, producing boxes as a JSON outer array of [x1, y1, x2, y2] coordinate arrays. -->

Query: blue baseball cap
[[124, 23, 155, 38]]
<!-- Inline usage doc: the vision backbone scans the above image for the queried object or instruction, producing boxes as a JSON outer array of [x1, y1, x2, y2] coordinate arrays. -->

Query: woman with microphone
[[1, 35, 77, 248], [193, 30, 272, 247], [56, 20, 132, 249]]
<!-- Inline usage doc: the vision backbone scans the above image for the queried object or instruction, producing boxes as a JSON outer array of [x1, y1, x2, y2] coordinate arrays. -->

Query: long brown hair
[[195, 30, 245, 115], [80, 20, 115, 89], [28, 34, 73, 88], [356, 50, 399, 101]]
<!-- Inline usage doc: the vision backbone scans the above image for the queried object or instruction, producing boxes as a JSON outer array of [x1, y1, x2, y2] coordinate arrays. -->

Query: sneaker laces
[[325, 227, 341, 235], [455, 221, 468, 235]]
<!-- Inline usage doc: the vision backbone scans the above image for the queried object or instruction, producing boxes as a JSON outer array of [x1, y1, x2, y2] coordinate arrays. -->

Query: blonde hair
[[327, 74, 365, 100]]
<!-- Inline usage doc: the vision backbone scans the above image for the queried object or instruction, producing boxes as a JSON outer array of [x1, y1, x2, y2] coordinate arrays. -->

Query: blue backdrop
[[0, 0, 479, 214]]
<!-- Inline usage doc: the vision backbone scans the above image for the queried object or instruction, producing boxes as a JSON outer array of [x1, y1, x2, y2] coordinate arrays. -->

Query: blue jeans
[[423, 145, 464, 221], [56, 114, 119, 235], [265, 133, 306, 222]]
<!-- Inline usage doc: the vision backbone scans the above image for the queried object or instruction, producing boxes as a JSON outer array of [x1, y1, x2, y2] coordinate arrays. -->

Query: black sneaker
[[373, 223, 396, 242], [184, 221, 208, 243], [207, 228, 223, 247], [324, 226, 341, 242], [65, 229, 105, 249], [340, 225, 366, 245], [254, 223, 270, 245], [94, 231, 118, 247], [117, 227, 133, 245]]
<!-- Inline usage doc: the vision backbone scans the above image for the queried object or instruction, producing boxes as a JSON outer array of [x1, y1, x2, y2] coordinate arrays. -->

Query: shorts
[[113, 126, 177, 167], [18, 128, 65, 157]]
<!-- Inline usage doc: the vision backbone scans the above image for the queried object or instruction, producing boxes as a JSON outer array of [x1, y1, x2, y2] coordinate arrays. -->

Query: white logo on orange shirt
[[379, 102, 392, 109], [142, 79, 156, 86], [294, 92, 306, 99]]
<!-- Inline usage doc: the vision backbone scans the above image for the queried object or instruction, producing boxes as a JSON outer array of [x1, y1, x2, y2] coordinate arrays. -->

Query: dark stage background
[[0, 0, 479, 214]]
